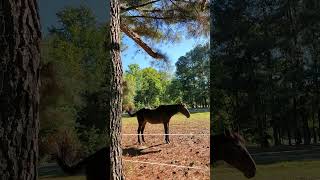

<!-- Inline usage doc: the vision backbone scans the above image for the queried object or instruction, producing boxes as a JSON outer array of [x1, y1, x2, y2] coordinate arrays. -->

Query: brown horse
[[211, 129, 256, 178], [127, 104, 191, 144]]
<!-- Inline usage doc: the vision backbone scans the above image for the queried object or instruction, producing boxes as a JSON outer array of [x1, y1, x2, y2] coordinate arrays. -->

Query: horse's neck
[[167, 106, 179, 117], [212, 135, 224, 161]]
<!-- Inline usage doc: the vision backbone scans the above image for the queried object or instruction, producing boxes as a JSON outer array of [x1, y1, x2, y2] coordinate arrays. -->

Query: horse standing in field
[[127, 104, 191, 144], [211, 129, 256, 178]]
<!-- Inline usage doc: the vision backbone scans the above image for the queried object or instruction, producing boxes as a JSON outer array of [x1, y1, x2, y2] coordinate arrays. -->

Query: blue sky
[[38, 0, 208, 73], [122, 36, 208, 72]]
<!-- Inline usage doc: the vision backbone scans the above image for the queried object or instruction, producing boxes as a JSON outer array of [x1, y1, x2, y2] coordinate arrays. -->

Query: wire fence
[[122, 133, 210, 136], [123, 159, 210, 172]]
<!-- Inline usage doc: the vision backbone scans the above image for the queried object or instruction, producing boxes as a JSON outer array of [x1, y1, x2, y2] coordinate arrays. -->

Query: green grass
[[212, 161, 320, 180]]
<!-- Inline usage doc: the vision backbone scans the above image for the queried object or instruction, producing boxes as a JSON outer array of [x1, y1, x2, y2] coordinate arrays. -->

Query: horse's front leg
[[137, 126, 141, 145], [164, 122, 170, 144], [141, 122, 146, 143]]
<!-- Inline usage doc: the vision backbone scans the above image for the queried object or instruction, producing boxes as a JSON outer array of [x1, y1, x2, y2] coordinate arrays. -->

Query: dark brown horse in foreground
[[127, 104, 191, 144], [55, 145, 110, 180], [211, 130, 256, 178]]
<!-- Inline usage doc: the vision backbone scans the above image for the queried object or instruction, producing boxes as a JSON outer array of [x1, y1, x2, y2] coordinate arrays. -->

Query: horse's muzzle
[[244, 167, 256, 178]]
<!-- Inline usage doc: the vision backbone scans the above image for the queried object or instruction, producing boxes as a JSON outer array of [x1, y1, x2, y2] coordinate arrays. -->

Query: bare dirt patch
[[122, 112, 210, 180]]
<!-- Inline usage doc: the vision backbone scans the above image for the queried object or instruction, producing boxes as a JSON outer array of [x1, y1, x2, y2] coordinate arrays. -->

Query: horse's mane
[[213, 131, 246, 145], [230, 132, 246, 144]]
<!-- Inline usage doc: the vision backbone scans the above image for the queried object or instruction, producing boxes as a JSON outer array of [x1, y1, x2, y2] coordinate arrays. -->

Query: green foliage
[[175, 43, 210, 108], [78, 127, 107, 155], [123, 43, 210, 110], [121, 0, 209, 42], [39, 6, 110, 160], [135, 68, 165, 107], [211, 0, 320, 146], [124, 64, 171, 109], [123, 74, 137, 110], [165, 78, 183, 103]]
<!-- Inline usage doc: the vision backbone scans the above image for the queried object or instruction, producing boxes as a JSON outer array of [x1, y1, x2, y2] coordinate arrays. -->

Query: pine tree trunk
[[0, 0, 41, 179], [313, 112, 317, 144], [109, 0, 124, 179], [318, 109, 320, 141], [303, 115, 311, 145]]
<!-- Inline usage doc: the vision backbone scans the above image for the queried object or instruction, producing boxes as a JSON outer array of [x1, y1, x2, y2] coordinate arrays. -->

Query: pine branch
[[120, 23, 165, 59], [121, 0, 161, 13], [123, 15, 175, 20]]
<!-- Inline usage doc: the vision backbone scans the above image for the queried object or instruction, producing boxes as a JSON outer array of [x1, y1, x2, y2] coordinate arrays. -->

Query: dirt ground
[[121, 112, 210, 180]]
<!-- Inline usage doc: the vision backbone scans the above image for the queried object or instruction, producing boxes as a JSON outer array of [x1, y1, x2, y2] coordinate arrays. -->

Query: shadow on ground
[[122, 143, 163, 157]]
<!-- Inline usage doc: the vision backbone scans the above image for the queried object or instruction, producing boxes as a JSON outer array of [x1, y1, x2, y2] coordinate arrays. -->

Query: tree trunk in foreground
[[109, 0, 124, 179], [0, 0, 41, 179]]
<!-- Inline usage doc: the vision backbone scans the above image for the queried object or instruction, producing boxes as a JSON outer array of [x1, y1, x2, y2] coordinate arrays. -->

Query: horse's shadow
[[122, 143, 163, 157]]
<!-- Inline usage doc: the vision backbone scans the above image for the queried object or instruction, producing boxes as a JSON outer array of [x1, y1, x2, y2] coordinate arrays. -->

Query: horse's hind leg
[[164, 122, 170, 144], [137, 117, 144, 145], [137, 126, 141, 144], [141, 122, 147, 143]]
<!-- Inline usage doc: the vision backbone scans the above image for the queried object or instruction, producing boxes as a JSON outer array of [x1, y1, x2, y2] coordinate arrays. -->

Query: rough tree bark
[[108, 0, 125, 179], [0, 0, 41, 179]]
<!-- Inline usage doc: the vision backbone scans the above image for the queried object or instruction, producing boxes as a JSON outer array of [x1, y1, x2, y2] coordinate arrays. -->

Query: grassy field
[[40, 112, 210, 180], [212, 161, 320, 180], [39, 112, 320, 180]]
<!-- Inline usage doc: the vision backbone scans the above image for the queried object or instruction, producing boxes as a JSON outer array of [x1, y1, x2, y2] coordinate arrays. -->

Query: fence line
[[123, 159, 210, 172]]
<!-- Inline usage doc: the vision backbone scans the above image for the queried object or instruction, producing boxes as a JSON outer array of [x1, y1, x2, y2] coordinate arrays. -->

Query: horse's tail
[[127, 110, 137, 117]]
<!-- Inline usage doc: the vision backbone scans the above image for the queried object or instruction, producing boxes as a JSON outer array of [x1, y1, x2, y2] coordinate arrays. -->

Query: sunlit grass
[[122, 111, 209, 125]]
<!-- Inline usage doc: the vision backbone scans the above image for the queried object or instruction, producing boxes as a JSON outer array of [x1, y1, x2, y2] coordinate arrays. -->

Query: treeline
[[123, 44, 210, 110], [211, 0, 320, 147], [39, 6, 209, 161]]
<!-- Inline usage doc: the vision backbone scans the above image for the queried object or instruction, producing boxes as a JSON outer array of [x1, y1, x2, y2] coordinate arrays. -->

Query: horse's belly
[[146, 118, 162, 124]]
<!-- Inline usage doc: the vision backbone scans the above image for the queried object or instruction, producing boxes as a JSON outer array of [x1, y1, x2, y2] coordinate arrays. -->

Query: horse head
[[212, 129, 256, 178], [177, 103, 190, 118]]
